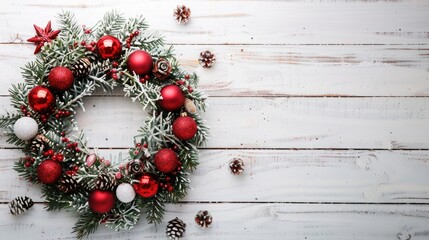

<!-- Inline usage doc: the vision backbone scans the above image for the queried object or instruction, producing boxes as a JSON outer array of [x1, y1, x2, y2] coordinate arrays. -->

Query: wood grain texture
[[2, 96, 428, 149], [1, 203, 429, 240], [0, 0, 428, 239], [0, 44, 428, 97], [1, 149, 429, 203], [0, 0, 428, 44]]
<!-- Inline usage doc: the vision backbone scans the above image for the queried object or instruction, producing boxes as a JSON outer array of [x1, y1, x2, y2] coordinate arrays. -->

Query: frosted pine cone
[[153, 58, 172, 80], [166, 217, 186, 239], [9, 196, 34, 215], [229, 158, 244, 175], [126, 159, 144, 175], [195, 210, 213, 228], [174, 5, 191, 24], [71, 58, 91, 77], [95, 173, 116, 190], [198, 50, 216, 68], [57, 175, 79, 193]]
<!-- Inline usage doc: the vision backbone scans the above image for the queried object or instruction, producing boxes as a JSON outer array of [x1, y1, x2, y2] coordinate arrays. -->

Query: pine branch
[[8, 83, 31, 109], [21, 60, 48, 86], [96, 11, 125, 38], [72, 212, 102, 239], [143, 195, 165, 224], [0, 110, 20, 128], [164, 171, 190, 203], [57, 11, 83, 40], [191, 112, 210, 146], [105, 202, 141, 231], [118, 16, 148, 42], [122, 73, 161, 110]]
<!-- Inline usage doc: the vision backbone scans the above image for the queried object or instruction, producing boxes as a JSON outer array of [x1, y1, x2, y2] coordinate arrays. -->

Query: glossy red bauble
[[158, 85, 185, 111], [88, 190, 116, 214], [28, 86, 56, 113], [127, 50, 153, 75], [154, 148, 179, 173], [133, 174, 159, 198], [173, 116, 198, 140], [48, 66, 74, 91], [96, 35, 122, 59], [37, 159, 62, 184]]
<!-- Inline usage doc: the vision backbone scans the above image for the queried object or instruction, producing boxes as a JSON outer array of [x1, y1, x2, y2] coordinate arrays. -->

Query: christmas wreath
[[0, 11, 208, 238]]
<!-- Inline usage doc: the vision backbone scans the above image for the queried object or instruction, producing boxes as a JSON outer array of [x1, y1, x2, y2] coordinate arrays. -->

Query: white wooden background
[[0, 0, 429, 239]]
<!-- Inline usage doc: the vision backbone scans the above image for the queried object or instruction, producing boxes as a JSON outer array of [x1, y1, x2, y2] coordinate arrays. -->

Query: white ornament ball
[[13, 117, 38, 140], [116, 183, 136, 203]]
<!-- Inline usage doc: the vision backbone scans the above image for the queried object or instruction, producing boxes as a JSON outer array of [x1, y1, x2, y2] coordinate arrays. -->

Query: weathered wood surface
[[0, 0, 429, 45], [1, 44, 428, 97], [1, 149, 429, 203], [2, 204, 429, 240], [0, 0, 428, 239], [2, 96, 428, 149]]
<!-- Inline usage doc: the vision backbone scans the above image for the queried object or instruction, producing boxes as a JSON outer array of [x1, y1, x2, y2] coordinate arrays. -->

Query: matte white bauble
[[13, 117, 38, 140], [116, 183, 136, 203]]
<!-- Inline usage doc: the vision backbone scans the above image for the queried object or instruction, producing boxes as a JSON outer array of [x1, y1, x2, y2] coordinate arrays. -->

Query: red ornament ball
[[154, 148, 179, 173], [96, 35, 122, 59], [88, 190, 116, 214], [37, 159, 62, 184], [48, 66, 74, 91], [173, 116, 198, 140], [133, 174, 159, 198], [158, 85, 185, 111], [28, 86, 56, 113], [127, 50, 153, 75]]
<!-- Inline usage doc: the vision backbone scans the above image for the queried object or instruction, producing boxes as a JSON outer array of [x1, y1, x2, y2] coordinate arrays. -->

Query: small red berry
[[184, 74, 190, 80], [57, 154, 64, 162], [81, 41, 86, 46]]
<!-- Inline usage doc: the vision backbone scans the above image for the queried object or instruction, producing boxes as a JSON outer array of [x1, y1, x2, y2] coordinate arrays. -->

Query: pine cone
[[195, 210, 213, 228], [30, 134, 49, 153], [198, 50, 216, 68], [153, 58, 172, 80], [95, 173, 116, 190], [126, 159, 144, 175], [71, 58, 91, 77], [229, 158, 244, 175], [173, 5, 191, 24], [9, 196, 34, 215], [57, 175, 79, 193], [166, 217, 186, 239]]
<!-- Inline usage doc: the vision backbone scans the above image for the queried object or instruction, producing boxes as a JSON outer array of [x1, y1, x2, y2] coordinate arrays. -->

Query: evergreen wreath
[[0, 11, 209, 239]]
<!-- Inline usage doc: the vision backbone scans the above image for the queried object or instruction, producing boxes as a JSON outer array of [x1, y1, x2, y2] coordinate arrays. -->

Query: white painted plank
[[0, 0, 428, 44], [1, 97, 428, 149], [1, 149, 429, 203], [1, 44, 428, 97], [0, 203, 428, 239]]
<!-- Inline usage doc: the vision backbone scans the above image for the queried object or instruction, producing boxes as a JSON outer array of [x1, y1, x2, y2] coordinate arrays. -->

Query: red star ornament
[[27, 21, 61, 54]]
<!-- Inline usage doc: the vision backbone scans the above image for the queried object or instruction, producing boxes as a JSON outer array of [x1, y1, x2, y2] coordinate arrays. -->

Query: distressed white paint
[[0, 44, 428, 97], [0, 0, 428, 44], [2, 204, 429, 240], [1, 149, 429, 203], [2, 97, 428, 149], [0, 0, 428, 239]]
